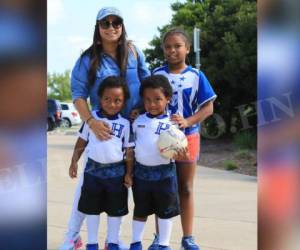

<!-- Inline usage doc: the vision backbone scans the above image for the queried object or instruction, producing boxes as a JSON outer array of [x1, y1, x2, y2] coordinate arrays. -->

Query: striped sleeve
[[198, 71, 217, 107]]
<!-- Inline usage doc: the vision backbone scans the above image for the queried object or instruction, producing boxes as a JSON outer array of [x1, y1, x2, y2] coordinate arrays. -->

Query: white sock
[[158, 218, 173, 246], [131, 220, 146, 243], [107, 216, 122, 244], [87, 215, 100, 244]]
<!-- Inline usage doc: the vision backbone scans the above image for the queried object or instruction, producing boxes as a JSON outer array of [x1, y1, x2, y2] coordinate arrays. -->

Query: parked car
[[47, 99, 62, 131], [60, 102, 82, 128]]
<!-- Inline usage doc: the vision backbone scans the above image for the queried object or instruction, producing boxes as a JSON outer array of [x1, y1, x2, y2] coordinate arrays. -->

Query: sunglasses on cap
[[99, 19, 123, 29]]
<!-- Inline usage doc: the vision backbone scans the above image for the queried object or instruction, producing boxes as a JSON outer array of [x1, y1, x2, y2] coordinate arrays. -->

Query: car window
[[61, 104, 68, 110], [66, 103, 76, 111]]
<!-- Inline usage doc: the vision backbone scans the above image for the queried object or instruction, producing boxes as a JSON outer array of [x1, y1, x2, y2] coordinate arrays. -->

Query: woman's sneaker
[[86, 243, 99, 250], [148, 234, 159, 250], [180, 236, 200, 250], [59, 232, 83, 250]]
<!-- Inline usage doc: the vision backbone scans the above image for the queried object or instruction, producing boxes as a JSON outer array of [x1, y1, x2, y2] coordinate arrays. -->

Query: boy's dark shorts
[[78, 158, 128, 216], [132, 162, 180, 219]]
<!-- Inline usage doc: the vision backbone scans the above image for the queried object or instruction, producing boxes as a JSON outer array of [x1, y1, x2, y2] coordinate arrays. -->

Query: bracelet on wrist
[[86, 116, 94, 125]]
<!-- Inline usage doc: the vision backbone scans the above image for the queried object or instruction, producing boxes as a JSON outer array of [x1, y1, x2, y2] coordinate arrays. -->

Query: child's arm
[[69, 137, 88, 178], [129, 109, 140, 123], [124, 147, 134, 188], [171, 101, 214, 128]]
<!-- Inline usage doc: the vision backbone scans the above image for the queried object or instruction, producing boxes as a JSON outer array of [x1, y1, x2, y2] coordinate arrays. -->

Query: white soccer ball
[[157, 125, 188, 159]]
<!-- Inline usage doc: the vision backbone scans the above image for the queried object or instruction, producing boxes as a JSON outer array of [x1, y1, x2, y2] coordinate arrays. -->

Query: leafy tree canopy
[[47, 70, 71, 101]]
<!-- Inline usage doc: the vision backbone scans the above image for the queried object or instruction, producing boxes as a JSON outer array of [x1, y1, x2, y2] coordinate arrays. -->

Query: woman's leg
[[59, 158, 88, 250], [67, 172, 86, 234]]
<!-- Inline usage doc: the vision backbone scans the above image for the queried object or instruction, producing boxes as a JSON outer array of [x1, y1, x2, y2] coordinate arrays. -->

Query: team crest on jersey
[[155, 122, 170, 135], [111, 123, 124, 138]]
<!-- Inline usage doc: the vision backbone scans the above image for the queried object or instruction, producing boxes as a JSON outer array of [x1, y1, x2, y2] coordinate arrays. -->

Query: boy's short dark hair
[[97, 76, 130, 101], [139, 75, 173, 98]]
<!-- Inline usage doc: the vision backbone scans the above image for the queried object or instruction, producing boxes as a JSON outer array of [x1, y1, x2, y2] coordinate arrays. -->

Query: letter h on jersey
[[111, 123, 125, 138]]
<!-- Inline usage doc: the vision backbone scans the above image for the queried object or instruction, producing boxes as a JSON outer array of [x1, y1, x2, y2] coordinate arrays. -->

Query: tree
[[47, 70, 71, 101], [144, 0, 257, 136]]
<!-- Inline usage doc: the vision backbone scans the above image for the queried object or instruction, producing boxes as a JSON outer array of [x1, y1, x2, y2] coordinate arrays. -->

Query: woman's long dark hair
[[80, 20, 130, 86]]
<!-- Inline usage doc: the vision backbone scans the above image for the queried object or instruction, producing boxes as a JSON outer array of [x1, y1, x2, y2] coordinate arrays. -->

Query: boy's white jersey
[[78, 111, 133, 164], [132, 113, 173, 166], [153, 65, 217, 135]]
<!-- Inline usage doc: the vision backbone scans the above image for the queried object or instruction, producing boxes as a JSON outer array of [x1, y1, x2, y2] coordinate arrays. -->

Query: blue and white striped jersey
[[153, 65, 217, 135]]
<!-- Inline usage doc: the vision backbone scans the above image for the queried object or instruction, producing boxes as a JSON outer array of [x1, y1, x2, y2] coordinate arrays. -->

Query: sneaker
[[180, 236, 200, 250], [59, 232, 83, 250], [86, 243, 99, 250], [108, 243, 121, 250], [129, 241, 142, 250], [104, 239, 129, 250], [148, 234, 159, 250], [158, 245, 171, 250]]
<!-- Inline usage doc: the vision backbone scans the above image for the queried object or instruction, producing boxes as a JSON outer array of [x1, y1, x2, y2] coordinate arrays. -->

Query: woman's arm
[[74, 98, 93, 122], [74, 98, 112, 140], [71, 56, 112, 140]]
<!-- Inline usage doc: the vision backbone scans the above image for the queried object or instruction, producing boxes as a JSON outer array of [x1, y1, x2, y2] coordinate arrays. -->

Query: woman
[[59, 6, 150, 250], [71, 6, 150, 138]]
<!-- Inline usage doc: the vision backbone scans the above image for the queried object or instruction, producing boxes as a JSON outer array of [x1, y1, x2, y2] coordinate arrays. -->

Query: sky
[[48, 0, 185, 74]]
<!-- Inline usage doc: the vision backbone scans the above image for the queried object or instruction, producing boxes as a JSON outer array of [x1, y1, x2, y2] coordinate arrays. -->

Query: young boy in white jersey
[[128, 75, 180, 250], [64, 113, 130, 250], [76, 76, 134, 250]]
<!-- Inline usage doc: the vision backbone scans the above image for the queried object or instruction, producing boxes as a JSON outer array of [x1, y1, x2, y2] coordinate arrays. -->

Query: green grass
[[223, 160, 238, 170], [235, 149, 251, 159], [234, 131, 256, 150]]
